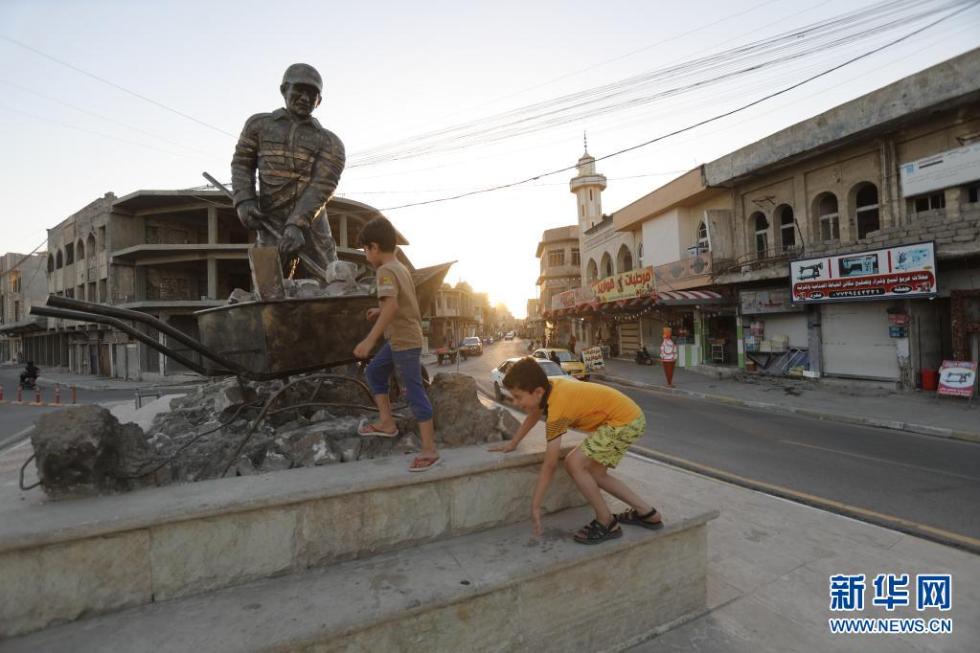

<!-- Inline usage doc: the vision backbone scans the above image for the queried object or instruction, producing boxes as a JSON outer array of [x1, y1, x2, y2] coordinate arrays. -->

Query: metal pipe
[[45, 295, 246, 374], [30, 306, 209, 376]]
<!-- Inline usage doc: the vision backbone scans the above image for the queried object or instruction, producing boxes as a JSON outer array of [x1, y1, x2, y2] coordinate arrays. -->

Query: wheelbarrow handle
[[202, 172, 328, 280]]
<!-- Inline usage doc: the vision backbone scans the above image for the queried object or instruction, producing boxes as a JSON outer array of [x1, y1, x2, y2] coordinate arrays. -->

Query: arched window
[[56, 250, 63, 269], [696, 221, 710, 251], [47, 254, 55, 273], [87, 233, 96, 259], [776, 205, 796, 252], [600, 252, 613, 278], [616, 244, 633, 273], [76, 239, 85, 261], [64, 242, 74, 265], [814, 193, 839, 241], [586, 259, 598, 283], [750, 212, 768, 259], [854, 183, 880, 240], [637, 242, 644, 265]]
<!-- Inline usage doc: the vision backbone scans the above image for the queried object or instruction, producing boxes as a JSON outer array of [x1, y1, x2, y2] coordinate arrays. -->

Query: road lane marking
[[629, 444, 980, 553], [780, 440, 980, 482]]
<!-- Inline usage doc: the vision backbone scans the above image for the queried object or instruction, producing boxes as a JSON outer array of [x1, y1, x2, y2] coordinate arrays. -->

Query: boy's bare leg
[[371, 393, 398, 432], [590, 462, 661, 523], [564, 448, 613, 526], [418, 419, 438, 457]]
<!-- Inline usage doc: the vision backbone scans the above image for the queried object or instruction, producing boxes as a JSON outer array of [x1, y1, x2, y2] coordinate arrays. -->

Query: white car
[[490, 357, 568, 402]]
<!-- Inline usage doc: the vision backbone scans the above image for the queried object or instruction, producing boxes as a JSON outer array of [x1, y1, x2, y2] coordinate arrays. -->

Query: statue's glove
[[236, 200, 264, 231], [279, 224, 306, 257]]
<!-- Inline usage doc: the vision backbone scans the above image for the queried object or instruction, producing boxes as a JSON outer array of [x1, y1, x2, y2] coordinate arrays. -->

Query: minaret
[[569, 133, 607, 232]]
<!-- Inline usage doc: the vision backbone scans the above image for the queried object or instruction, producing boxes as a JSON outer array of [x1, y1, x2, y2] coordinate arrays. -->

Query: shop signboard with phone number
[[789, 242, 937, 304]]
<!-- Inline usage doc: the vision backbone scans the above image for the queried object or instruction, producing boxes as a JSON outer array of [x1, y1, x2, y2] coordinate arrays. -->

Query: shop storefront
[[789, 241, 938, 386], [739, 287, 808, 375]]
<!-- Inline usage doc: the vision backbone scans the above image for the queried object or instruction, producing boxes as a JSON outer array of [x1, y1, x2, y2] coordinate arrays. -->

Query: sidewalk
[[594, 359, 980, 444], [617, 453, 978, 652], [0, 364, 206, 392]]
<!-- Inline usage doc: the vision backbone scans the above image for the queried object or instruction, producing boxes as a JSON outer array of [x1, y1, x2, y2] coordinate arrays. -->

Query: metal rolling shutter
[[821, 302, 898, 380], [619, 321, 641, 357]]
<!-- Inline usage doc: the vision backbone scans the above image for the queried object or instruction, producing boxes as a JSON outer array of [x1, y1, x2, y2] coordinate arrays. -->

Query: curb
[[0, 425, 34, 453], [594, 373, 980, 445]]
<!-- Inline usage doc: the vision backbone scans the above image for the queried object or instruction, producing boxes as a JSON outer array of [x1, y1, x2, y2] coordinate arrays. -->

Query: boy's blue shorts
[[365, 342, 433, 422]]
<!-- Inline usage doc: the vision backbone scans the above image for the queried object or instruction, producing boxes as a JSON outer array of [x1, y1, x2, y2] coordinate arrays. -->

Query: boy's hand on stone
[[488, 441, 518, 453], [353, 339, 373, 360], [366, 308, 381, 321], [531, 506, 543, 536]]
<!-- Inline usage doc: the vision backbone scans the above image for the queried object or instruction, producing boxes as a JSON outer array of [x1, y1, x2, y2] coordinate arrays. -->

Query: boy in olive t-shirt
[[353, 216, 439, 472]]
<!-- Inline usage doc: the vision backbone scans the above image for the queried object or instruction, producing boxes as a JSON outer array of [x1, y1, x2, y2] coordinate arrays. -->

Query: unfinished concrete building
[[0, 252, 49, 363]]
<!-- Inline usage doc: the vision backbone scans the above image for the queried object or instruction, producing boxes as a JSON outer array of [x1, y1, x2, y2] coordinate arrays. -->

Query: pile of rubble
[[30, 372, 520, 498], [228, 260, 376, 303]]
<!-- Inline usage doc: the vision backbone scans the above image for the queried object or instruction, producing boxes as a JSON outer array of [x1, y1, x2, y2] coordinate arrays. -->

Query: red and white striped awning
[[655, 290, 725, 305]]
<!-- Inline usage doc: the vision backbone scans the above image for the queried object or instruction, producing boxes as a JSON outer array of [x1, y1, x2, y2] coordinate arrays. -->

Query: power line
[[378, 2, 975, 212], [0, 79, 217, 158], [0, 34, 238, 139], [350, 0, 969, 167], [0, 238, 48, 280], [0, 104, 209, 159]]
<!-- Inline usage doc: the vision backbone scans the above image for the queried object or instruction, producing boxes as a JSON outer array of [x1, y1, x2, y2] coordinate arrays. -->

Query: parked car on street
[[531, 348, 588, 380], [504, 331, 515, 340], [460, 336, 483, 356], [490, 357, 568, 401]]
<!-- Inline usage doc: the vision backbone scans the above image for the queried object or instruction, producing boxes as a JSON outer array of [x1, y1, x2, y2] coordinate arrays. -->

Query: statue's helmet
[[281, 63, 322, 93]]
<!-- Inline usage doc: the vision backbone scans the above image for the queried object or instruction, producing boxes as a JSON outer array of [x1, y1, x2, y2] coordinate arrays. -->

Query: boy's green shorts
[[580, 415, 646, 468]]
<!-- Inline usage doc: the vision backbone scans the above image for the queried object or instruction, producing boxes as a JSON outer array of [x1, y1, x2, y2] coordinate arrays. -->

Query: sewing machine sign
[[789, 242, 937, 304], [937, 360, 977, 399]]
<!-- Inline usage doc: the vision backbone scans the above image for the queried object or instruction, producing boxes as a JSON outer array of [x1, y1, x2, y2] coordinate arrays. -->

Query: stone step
[[2, 506, 717, 653], [0, 427, 586, 638]]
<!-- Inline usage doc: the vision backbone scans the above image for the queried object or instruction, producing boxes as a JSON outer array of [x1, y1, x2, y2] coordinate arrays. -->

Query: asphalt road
[[438, 338, 980, 548], [0, 365, 137, 446]]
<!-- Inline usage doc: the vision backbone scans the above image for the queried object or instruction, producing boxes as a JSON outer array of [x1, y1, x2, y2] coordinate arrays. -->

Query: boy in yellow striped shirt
[[491, 357, 664, 544]]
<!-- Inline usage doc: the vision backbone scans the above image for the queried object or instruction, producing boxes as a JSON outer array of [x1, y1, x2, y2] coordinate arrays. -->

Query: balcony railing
[[718, 245, 804, 275]]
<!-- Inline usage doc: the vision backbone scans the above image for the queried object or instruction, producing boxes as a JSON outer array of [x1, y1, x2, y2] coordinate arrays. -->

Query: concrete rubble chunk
[[429, 372, 519, 446], [30, 405, 166, 498]]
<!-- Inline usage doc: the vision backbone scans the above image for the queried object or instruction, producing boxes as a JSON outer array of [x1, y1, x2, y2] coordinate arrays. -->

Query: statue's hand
[[236, 201, 264, 231], [279, 224, 306, 257]]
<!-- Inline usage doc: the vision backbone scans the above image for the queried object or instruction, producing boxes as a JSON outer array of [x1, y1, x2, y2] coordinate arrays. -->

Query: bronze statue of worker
[[231, 63, 345, 280]]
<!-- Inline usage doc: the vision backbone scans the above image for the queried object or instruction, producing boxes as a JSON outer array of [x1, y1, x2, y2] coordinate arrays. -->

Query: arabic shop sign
[[790, 242, 937, 304], [582, 346, 605, 371], [552, 286, 595, 310], [591, 266, 655, 303]]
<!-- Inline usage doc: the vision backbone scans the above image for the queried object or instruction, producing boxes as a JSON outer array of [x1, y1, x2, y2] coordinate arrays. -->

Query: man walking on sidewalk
[[659, 327, 677, 387]]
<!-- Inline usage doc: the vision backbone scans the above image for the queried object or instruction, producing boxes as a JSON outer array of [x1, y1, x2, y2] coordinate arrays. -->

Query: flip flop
[[357, 420, 399, 438], [408, 455, 441, 472]]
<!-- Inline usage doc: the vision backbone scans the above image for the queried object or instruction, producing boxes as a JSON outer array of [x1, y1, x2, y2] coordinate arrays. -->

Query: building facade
[[0, 252, 49, 363], [613, 168, 736, 365], [535, 225, 581, 348], [423, 282, 480, 350], [701, 48, 980, 388]]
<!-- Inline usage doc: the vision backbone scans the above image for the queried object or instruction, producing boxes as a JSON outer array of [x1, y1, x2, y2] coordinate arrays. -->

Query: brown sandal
[[573, 517, 623, 545]]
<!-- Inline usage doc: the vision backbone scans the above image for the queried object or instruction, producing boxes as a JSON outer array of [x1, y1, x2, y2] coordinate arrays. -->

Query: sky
[[1, 0, 978, 317]]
